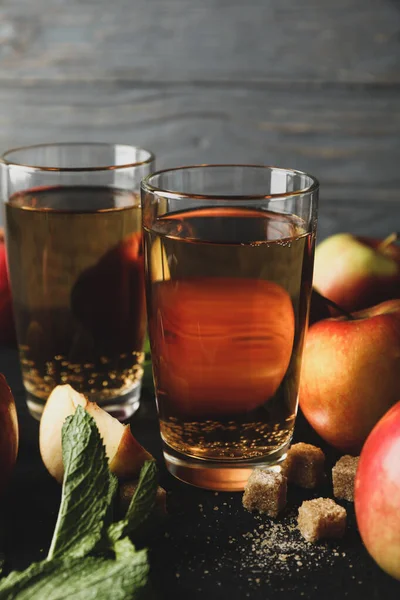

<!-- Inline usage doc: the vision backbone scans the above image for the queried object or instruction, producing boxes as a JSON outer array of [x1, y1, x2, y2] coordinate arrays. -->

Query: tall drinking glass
[[142, 165, 318, 490], [1, 143, 154, 420]]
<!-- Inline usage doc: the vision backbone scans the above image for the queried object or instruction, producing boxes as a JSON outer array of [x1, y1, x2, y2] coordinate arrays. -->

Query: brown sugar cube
[[297, 498, 346, 543], [282, 442, 325, 489], [332, 455, 359, 502], [242, 469, 287, 518]]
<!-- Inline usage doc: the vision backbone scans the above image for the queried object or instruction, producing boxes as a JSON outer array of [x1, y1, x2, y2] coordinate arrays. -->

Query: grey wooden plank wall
[[0, 0, 399, 238]]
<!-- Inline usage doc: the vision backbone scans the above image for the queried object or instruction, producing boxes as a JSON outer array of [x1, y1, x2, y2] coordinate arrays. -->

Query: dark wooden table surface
[[0, 346, 399, 600]]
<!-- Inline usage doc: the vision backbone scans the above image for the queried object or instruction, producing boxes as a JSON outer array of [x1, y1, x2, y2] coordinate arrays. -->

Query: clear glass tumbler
[[142, 165, 318, 490], [1, 143, 154, 420]]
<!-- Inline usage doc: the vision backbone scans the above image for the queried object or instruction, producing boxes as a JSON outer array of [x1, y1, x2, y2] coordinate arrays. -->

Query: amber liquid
[[145, 207, 314, 463], [5, 186, 146, 406]]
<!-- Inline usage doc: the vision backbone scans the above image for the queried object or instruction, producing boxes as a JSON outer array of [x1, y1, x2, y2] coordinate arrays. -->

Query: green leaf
[[124, 462, 158, 529], [104, 471, 119, 530], [47, 406, 117, 560], [0, 559, 57, 599], [0, 406, 156, 599], [0, 543, 149, 600], [108, 461, 158, 544]]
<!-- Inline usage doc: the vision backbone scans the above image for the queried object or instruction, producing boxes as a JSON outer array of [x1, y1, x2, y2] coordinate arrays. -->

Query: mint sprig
[[48, 407, 118, 560], [0, 542, 148, 600], [0, 406, 159, 599], [108, 460, 158, 544]]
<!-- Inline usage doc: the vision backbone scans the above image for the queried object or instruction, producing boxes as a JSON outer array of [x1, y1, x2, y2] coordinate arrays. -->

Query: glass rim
[[141, 164, 319, 201], [0, 142, 155, 172]]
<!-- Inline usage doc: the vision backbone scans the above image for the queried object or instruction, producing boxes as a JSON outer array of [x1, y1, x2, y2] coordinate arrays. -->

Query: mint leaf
[[108, 461, 158, 544], [47, 406, 117, 560], [124, 462, 158, 531], [0, 559, 57, 599], [0, 406, 157, 599], [104, 470, 119, 528], [0, 541, 149, 599]]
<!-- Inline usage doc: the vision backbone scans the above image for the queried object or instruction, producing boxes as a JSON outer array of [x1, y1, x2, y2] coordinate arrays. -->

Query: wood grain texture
[[0, 82, 399, 205], [0, 0, 399, 235], [0, 0, 399, 84]]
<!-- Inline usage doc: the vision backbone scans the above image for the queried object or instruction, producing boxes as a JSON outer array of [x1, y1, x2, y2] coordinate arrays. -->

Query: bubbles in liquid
[[7, 186, 146, 403], [145, 206, 313, 461]]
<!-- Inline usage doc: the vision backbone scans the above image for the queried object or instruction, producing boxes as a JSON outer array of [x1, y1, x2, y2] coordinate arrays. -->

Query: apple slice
[[39, 384, 153, 483]]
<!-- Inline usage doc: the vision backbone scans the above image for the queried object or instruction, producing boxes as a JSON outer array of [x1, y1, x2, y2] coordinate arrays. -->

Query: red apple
[[299, 299, 400, 453], [313, 232, 400, 312], [0, 229, 16, 346], [0, 374, 19, 495], [70, 232, 147, 356], [150, 277, 295, 416], [355, 401, 400, 580]]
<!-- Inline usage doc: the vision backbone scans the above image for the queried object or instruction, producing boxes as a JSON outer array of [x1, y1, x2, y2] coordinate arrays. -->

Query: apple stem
[[323, 296, 355, 320], [377, 232, 399, 253]]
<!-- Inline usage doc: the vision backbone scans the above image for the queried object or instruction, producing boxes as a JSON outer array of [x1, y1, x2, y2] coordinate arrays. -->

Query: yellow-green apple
[[299, 299, 400, 453], [0, 229, 16, 346], [39, 384, 153, 483], [313, 233, 400, 312], [355, 401, 400, 580], [0, 374, 18, 495]]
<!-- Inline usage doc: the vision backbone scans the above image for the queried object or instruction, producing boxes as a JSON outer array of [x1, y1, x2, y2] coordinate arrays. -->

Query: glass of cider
[[1, 143, 154, 420], [141, 165, 319, 491]]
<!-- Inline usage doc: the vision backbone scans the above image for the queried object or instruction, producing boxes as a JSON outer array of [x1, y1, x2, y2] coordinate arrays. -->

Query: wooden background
[[0, 0, 399, 238]]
